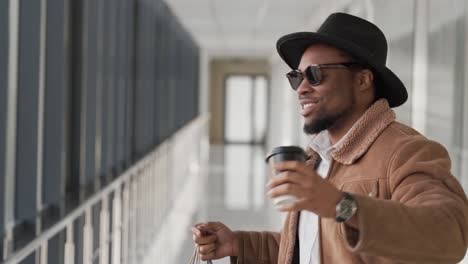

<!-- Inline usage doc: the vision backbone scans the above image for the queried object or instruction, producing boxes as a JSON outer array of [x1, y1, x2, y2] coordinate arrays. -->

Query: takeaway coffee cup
[[265, 146, 307, 206]]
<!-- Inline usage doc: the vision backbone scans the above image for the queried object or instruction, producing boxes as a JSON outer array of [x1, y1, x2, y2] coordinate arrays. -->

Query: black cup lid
[[265, 146, 307, 163]]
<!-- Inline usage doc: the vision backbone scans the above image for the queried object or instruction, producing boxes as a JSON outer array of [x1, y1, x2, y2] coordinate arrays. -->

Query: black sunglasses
[[286, 62, 361, 90]]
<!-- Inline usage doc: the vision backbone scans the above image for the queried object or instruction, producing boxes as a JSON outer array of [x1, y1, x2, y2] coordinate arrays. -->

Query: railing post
[[83, 208, 93, 264], [3, 228, 13, 260], [112, 186, 122, 264], [39, 242, 47, 264], [151, 153, 157, 236], [140, 168, 147, 249], [137, 168, 145, 259], [146, 160, 153, 242], [148, 160, 154, 241], [99, 196, 109, 264], [4, 0, 20, 260], [121, 180, 130, 264], [130, 177, 138, 263], [64, 224, 74, 264]]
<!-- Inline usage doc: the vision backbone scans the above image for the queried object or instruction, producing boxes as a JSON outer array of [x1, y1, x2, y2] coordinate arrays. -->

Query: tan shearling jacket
[[231, 99, 468, 264]]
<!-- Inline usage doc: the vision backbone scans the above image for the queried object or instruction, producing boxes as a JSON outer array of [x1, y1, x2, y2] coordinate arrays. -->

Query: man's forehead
[[303, 44, 350, 59], [298, 45, 351, 69]]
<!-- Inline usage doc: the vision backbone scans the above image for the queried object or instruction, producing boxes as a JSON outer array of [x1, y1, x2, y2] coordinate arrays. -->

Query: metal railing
[[2, 115, 209, 264]]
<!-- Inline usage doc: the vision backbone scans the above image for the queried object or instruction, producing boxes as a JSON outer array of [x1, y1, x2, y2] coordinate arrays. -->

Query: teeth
[[303, 103, 314, 109]]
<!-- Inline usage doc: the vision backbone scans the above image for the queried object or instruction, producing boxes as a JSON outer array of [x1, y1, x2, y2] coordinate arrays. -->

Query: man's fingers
[[267, 182, 302, 198], [205, 221, 223, 228], [273, 160, 305, 171], [192, 225, 217, 245], [192, 225, 213, 238], [192, 226, 202, 237], [193, 222, 220, 236], [194, 234, 214, 245], [193, 233, 216, 244], [198, 243, 216, 255], [197, 221, 224, 233], [267, 171, 302, 188]]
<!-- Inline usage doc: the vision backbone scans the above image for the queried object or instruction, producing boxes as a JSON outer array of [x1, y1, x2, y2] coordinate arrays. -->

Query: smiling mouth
[[301, 103, 316, 110], [300, 100, 320, 117]]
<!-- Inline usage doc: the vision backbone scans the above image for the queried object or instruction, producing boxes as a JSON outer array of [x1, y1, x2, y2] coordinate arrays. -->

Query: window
[[224, 75, 268, 144]]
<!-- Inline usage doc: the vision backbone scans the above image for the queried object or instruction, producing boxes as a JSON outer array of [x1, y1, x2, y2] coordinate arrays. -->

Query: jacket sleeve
[[343, 139, 468, 263], [230, 231, 280, 264]]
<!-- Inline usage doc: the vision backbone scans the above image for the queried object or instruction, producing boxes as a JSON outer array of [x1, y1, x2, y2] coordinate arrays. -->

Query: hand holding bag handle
[[188, 246, 213, 264]]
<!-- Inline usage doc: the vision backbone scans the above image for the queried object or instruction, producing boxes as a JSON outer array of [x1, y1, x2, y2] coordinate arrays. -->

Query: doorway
[[223, 75, 268, 145]]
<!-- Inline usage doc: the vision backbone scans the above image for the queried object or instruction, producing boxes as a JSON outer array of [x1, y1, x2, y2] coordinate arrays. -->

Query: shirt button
[[368, 192, 375, 197]]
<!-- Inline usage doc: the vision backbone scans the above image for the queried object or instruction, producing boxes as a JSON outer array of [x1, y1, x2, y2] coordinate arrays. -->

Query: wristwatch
[[335, 192, 358, 223]]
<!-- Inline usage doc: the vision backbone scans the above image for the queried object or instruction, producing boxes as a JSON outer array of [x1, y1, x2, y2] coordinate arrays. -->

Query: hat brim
[[276, 32, 408, 108]]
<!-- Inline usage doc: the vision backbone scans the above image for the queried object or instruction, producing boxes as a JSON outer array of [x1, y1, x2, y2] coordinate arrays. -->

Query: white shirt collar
[[308, 129, 350, 162]]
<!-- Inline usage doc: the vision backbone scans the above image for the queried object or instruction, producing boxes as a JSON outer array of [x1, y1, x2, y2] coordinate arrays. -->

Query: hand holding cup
[[265, 146, 308, 207]]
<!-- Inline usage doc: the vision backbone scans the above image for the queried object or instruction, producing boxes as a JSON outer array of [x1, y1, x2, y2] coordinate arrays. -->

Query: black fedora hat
[[276, 12, 407, 108]]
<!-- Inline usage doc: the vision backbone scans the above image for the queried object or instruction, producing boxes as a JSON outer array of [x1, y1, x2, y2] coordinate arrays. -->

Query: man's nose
[[296, 80, 312, 96]]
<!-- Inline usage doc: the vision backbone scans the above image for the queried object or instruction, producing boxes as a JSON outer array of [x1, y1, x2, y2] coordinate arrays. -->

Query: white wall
[[266, 56, 305, 152]]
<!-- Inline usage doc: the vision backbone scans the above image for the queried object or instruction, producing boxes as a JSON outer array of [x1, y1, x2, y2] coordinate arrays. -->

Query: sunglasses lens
[[305, 66, 321, 86], [286, 71, 303, 90]]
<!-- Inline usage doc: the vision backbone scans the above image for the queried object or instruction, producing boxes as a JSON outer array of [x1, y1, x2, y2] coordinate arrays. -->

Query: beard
[[303, 112, 345, 135], [303, 102, 354, 135]]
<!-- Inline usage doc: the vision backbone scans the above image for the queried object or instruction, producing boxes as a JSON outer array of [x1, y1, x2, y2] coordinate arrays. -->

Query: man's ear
[[357, 69, 374, 92]]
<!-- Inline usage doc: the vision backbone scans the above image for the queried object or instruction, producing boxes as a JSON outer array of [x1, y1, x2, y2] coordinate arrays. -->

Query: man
[[192, 12, 468, 263]]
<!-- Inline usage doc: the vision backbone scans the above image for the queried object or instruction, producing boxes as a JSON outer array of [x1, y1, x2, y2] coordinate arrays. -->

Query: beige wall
[[209, 58, 270, 144]]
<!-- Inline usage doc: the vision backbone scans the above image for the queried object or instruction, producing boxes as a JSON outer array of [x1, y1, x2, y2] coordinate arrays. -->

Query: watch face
[[340, 200, 353, 217], [343, 202, 353, 216], [336, 193, 357, 222]]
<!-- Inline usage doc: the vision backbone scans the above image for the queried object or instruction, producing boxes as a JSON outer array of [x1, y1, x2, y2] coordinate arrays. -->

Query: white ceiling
[[164, 0, 356, 58]]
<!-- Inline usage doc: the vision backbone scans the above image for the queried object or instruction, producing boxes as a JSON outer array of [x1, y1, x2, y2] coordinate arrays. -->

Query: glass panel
[[224, 145, 251, 209], [15, 0, 41, 256], [427, 0, 465, 177], [42, 1, 69, 262], [252, 146, 266, 209], [254, 76, 268, 143], [372, 0, 416, 125], [0, 0, 7, 258], [225, 76, 253, 142]]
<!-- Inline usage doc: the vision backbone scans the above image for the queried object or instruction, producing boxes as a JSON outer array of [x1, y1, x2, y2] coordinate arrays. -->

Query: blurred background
[[0, 0, 467, 263]]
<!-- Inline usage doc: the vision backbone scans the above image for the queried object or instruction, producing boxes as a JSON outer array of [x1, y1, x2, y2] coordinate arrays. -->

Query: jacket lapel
[[331, 99, 396, 165]]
